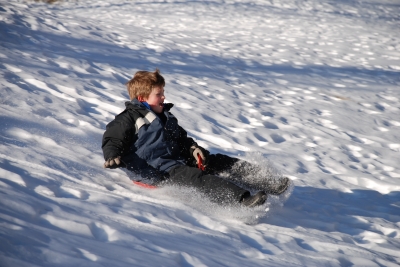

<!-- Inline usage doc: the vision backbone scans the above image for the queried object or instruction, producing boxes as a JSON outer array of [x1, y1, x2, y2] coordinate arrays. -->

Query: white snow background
[[1, 0, 400, 266]]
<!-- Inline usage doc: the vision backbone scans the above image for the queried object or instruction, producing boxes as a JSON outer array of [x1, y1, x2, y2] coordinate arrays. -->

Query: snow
[[1, 0, 400, 266]]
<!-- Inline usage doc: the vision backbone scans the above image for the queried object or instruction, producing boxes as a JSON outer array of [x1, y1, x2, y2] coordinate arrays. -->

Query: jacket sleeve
[[177, 125, 197, 159], [102, 110, 135, 161]]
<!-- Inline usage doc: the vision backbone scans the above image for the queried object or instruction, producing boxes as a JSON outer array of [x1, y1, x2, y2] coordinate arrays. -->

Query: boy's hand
[[190, 145, 209, 167], [104, 156, 122, 169]]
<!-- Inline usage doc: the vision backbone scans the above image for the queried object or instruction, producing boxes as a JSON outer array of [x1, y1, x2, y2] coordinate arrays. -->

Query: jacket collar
[[125, 99, 174, 112]]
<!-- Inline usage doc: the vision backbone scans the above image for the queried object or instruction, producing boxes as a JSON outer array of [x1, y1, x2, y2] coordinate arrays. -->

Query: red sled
[[132, 181, 157, 189]]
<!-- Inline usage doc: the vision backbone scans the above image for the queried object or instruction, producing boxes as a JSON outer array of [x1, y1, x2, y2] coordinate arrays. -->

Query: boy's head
[[126, 69, 165, 100]]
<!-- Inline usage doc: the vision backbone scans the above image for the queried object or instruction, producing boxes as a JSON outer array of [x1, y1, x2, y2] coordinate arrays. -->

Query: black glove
[[103, 156, 122, 169], [190, 144, 209, 167]]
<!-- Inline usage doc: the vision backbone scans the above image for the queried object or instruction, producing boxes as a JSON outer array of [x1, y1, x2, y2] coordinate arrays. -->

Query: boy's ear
[[137, 95, 145, 102]]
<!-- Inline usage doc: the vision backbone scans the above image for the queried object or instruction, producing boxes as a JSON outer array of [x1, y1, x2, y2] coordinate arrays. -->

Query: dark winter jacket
[[102, 99, 196, 181]]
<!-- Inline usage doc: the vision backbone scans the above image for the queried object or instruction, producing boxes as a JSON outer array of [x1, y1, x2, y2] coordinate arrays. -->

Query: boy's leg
[[205, 153, 290, 195], [205, 153, 260, 177], [167, 165, 249, 204], [204, 153, 240, 174]]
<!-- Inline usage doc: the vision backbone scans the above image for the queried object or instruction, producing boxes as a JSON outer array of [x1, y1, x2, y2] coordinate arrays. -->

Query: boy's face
[[145, 86, 165, 113]]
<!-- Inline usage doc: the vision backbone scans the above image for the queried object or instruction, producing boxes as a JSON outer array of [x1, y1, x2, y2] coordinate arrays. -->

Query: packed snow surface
[[1, 0, 400, 266]]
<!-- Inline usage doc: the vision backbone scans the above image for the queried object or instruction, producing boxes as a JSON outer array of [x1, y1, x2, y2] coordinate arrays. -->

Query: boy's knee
[[168, 165, 202, 181]]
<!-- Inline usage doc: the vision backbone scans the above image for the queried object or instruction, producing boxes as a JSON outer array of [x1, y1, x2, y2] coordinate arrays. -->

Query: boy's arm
[[178, 125, 209, 166], [102, 111, 135, 168], [178, 125, 197, 155]]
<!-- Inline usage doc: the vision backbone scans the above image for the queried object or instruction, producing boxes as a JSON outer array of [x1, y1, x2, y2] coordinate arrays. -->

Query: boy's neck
[[141, 101, 151, 110], [140, 101, 164, 114]]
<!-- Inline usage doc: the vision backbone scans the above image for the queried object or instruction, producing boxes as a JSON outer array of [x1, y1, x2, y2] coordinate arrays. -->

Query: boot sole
[[243, 192, 267, 208]]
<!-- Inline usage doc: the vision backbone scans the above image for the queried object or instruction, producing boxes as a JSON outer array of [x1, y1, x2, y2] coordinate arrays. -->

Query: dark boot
[[241, 191, 267, 207], [265, 177, 291, 195]]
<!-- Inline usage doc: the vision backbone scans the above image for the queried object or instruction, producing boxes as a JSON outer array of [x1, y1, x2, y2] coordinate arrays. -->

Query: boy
[[102, 69, 287, 207]]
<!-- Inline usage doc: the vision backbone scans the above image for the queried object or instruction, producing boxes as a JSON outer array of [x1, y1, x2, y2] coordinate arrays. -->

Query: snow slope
[[1, 0, 400, 266]]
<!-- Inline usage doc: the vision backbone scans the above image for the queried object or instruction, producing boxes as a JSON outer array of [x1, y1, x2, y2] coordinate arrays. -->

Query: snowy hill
[[0, 0, 399, 266]]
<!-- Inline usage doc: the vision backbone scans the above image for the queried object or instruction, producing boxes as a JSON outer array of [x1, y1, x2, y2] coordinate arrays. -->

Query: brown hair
[[126, 69, 165, 100]]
